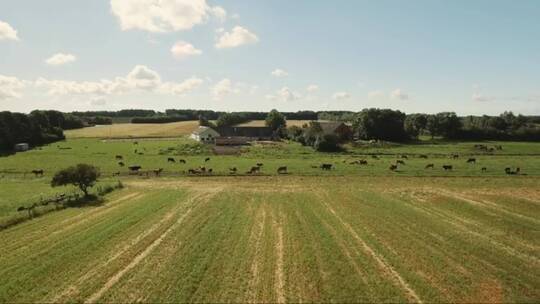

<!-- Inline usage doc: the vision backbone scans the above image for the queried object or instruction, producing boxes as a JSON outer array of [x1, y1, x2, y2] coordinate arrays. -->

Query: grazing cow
[[115, 155, 123, 160], [389, 164, 398, 171], [359, 160, 368, 165], [277, 166, 288, 174], [179, 159, 186, 164], [349, 160, 360, 165], [419, 154, 428, 159], [481, 167, 487, 172], [495, 145, 503, 150], [118, 162, 125, 167], [199, 166, 206, 173], [256, 163, 264, 167], [133, 141, 139, 145], [371, 155, 379, 159], [134, 149, 138, 154], [396, 160, 406, 165], [443, 165, 453, 171], [467, 158, 476, 164], [138, 152, 144, 155], [505, 167, 512, 174], [320, 164, 333, 170], [128, 165, 142, 172], [229, 167, 237, 174], [112, 171, 121, 176], [167, 157, 176, 163], [425, 164, 434, 169], [452, 154, 459, 159], [401, 155, 408, 159], [153, 168, 163, 176], [249, 166, 261, 174], [205, 157, 211, 162], [31, 169, 44, 177], [208, 168, 213, 174]]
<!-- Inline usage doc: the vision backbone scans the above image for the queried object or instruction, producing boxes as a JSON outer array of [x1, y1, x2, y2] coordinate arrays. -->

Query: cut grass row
[[0, 176, 538, 303]]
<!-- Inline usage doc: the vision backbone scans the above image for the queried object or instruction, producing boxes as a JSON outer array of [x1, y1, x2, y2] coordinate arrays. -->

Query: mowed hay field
[[0, 176, 538, 303], [65, 121, 200, 138]]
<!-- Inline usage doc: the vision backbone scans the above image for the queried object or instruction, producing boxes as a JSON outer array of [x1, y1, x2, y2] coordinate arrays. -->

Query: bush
[[314, 134, 342, 152]]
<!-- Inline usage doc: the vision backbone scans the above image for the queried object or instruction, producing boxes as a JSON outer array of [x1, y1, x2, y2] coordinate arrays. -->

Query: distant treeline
[[0, 110, 84, 150]]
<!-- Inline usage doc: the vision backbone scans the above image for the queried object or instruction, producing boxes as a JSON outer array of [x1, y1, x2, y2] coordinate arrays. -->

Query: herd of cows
[[21, 143, 525, 178]]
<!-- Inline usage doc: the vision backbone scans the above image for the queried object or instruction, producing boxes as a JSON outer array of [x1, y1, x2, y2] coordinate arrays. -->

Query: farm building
[[319, 122, 353, 141], [14, 143, 29, 152], [215, 126, 276, 146], [190, 126, 220, 144]]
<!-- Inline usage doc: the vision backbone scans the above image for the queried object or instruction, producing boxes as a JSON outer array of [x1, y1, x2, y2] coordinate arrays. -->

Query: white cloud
[[110, 0, 214, 32], [211, 6, 227, 22], [0, 20, 19, 41], [231, 13, 240, 20], [45, 53, 77, 66], [390, 89, 409, 100], [332, 91, 350, 100], [171, 41, 202, 59], [368, 90, 385, 99], [0, 75, 26, 99], [35, 65, 202, 97], [306, 84, 319, 92], [271, 69, 288, 78], [266, 87, 301, 102], [472, 92, 495, 102], [211, 78, 240, 100], [215, 26, 259, 49], [90, 96, 107, 106]]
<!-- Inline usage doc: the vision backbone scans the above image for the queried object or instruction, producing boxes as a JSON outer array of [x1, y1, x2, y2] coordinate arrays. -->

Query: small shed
[[14, 143, 29, 152], [190, 126, 220, 144]]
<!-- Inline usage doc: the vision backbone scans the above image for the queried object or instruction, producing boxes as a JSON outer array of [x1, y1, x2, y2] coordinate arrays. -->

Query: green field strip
[[0, 190, 184, 302]]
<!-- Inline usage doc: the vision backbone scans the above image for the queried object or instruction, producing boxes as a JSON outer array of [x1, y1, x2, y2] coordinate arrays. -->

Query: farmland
[[0, 135, 539, 303], [0, 176, 538, 302]]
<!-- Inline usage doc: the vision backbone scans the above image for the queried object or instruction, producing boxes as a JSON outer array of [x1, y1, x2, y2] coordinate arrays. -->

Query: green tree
[[265, 109, 287, 136], [353, 108, 408, 141], [404, 114, 428, 139], [51, 164, 100, 197]]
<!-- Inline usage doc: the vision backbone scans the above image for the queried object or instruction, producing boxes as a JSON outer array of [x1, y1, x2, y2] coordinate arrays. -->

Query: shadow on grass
[[0, 194, 106, 231]]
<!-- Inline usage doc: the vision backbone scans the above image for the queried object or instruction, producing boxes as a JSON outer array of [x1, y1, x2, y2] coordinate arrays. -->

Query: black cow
[[419, 154, 428, 159], [481, 167, 487, 172], [320, 164, 333, 170], [425, 164, 434, 169], [229, 167, 237, 174], [115, 155, 123, 160], [443, 165, 453, 171], [31, 169, 44, 177], [167, 157, 176, 163], [128, 165, 142, 172], [467, 158, 476, 164], [118, 162, 125, 167], [256, 163, 264, 167], [277, 166, 288, 174], [179, 159, 186, 164], [205, 157, 211, 162], [359, 160, 368, 165], [389, 164, 398, 171]]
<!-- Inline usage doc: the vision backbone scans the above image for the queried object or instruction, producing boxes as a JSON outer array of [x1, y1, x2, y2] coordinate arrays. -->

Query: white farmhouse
[[190, 126, 220, 144]]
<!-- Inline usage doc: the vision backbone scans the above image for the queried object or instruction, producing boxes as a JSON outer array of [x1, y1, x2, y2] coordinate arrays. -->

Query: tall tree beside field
[[265, 109, 287, 136], [353, 108, 408, 141], [51, 164, 100, 197], [404, 114, 428, 139]]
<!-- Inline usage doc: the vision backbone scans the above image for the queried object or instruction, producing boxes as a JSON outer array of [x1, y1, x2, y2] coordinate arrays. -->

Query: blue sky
[[0, 0, 539, 115]]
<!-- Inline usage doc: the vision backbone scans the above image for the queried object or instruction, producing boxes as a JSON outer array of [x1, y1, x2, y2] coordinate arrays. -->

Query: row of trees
[[0, 110, 86, 151]]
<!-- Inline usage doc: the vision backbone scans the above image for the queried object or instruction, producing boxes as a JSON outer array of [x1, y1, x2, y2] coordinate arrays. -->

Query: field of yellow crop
[[1, 176, 538, 303], [65, 121, 200, 139]]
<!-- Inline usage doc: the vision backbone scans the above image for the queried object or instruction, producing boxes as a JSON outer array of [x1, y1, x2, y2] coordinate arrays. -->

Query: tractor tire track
[[272, 211, 286, 304], [84, 190, 217, 303], [315, 191, 423, 303], [247, 207, 266, 303]]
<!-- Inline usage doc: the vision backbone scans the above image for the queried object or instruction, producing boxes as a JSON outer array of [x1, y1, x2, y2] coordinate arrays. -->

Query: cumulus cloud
[[171, 41, 202, 59], [390, 89, 409, 100], [0, 75, 26, 99], [306, 84, 319, 92], [271, 69, 288, 78], [0, 20, 19, 41], [472, 92, 495, 102], [215, 26, 259, 49], [266, 87, 301, 102], [211, 78, 240, 100], [110, 0, 214, 32], [368, 90, 385, 99], [211, 6, 227, 22], [35, 65, 203, 97], [45, 53, 77, 66], [332, 91, 350, 100]]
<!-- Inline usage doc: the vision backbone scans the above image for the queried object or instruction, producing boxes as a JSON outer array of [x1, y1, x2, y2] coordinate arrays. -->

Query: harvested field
[[0, 176, 538, 303]]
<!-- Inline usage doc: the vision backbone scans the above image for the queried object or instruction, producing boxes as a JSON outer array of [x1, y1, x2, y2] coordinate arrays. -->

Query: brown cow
[[277, 166, 287, 174]]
